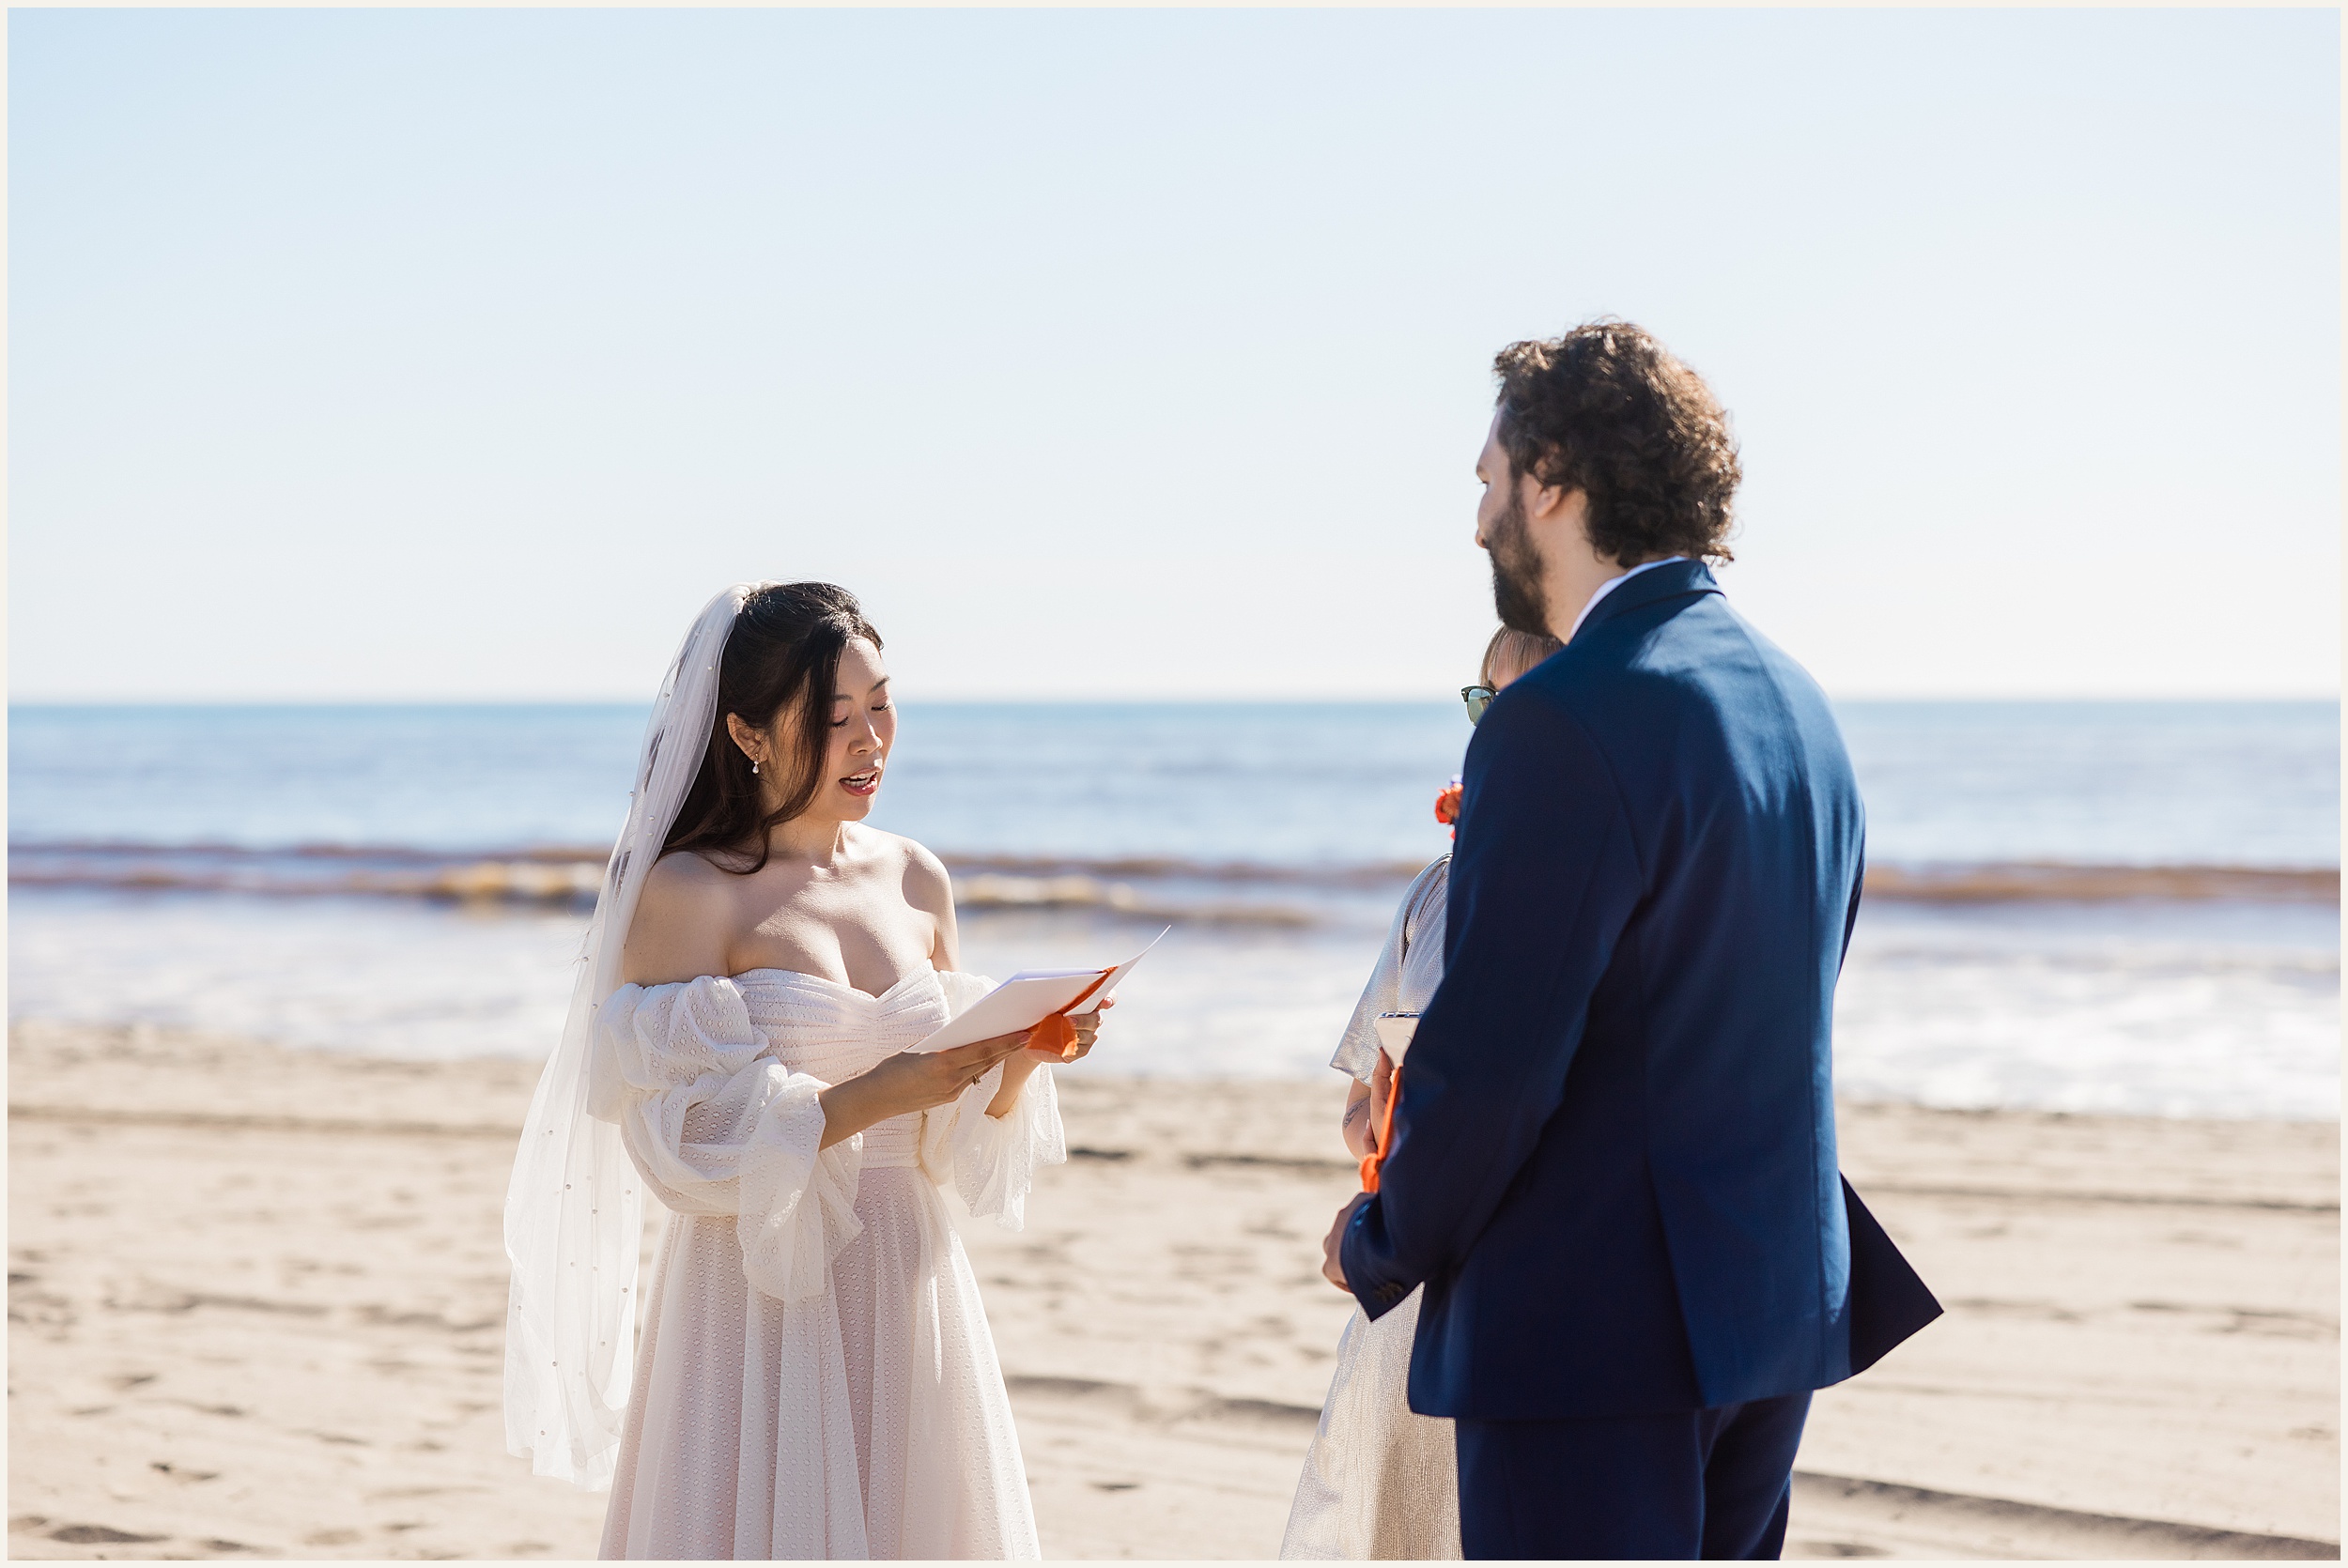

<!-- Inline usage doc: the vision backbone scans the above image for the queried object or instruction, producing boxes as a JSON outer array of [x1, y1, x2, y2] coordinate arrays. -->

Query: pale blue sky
[[10, 8, 2339, 701]]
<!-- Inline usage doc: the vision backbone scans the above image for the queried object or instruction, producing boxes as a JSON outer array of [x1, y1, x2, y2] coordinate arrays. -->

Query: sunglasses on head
[[1460, 685, 1496, 725]]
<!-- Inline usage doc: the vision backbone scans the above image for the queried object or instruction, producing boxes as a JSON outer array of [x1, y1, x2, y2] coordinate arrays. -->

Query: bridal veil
[[502, 583, 762, 1489]]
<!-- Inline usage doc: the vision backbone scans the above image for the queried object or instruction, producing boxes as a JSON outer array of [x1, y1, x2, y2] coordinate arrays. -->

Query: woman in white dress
[[1279, 626, 1559, 1562], [503, 582, 1102, 1560]]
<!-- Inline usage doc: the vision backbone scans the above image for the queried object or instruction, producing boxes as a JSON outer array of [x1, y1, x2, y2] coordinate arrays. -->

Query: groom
[[1322, 320, 1939, 1559]]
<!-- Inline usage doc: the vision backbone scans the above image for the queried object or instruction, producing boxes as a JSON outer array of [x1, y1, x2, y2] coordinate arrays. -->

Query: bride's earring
[[750, 758, 761, 775]]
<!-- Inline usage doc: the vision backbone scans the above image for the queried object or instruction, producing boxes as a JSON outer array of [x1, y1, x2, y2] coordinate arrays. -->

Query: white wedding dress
[[1280, 856, 1462, 1560], [590, 963, 1061, 1560]]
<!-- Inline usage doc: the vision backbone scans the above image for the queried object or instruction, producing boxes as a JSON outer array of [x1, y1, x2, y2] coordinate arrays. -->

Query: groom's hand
[[1321, 1193, 1371, 1293]]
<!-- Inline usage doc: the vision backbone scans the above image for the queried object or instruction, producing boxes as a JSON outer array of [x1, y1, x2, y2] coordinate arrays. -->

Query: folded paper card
[[1373, 1011, 1420, 1064], [1359, 1011, 1422, 1193], [912, 930, 1168, 1059]]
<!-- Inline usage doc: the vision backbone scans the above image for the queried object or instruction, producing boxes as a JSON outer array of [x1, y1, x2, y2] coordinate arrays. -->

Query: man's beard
[[1486, 490, 1552, 638]]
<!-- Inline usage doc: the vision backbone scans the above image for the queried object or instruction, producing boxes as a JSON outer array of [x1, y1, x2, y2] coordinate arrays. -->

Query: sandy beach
[[8, 1020, 2338, 1560]]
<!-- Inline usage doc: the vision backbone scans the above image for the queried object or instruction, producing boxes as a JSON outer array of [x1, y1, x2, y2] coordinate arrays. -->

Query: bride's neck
[[763, 812, 853, 868]]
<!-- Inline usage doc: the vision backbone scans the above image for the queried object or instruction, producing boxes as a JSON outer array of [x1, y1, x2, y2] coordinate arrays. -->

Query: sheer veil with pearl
[[502, 582, 768, 1489]]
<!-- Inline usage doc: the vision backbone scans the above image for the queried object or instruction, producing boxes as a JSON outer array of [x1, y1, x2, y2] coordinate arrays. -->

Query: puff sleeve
[[590, 976, 864, 1302], [917, 970, 1069, 1230]]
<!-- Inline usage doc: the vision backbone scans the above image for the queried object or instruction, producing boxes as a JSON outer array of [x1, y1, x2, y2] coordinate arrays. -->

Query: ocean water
[[8, 700, 2339, 1118]]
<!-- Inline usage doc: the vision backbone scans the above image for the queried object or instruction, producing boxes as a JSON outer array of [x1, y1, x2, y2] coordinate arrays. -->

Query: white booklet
[[1373, 1011, 1420, 1064], [911, 929, 1168, 1054]]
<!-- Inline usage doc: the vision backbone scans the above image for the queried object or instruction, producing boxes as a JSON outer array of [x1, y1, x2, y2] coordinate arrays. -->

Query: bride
[[503, 581, 1100, 1559]]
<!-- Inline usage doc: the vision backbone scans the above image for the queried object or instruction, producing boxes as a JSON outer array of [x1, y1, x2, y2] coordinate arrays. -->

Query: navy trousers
[[1454, 1391, 1813, 1560]]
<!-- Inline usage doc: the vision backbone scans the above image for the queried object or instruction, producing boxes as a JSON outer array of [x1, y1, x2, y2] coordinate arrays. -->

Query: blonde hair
[[1481, 625, 1564, 689]]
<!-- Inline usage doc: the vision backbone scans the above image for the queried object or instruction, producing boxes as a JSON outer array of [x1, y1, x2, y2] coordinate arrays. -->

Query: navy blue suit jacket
[[1340, 561, 1938, 1419]]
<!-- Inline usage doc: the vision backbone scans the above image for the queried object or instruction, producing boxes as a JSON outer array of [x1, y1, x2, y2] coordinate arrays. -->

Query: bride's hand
[[820, 1034, 1032, 1145], [1024, 1001, 1109, 1064], [882, 1034, 1034, 1110]]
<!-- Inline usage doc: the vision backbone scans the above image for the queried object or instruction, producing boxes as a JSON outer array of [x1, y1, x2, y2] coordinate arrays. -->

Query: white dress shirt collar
[[1566, 556, 1690, 642]]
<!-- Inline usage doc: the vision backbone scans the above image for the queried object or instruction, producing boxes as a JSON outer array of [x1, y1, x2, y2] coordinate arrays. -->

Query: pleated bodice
[[735, 967, 951, 1167]]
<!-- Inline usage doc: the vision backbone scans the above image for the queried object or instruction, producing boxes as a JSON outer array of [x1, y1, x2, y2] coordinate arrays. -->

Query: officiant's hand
[[1321, 1192, 1370, 1292]]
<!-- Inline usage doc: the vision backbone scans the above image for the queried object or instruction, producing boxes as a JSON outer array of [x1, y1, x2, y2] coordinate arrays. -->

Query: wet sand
[[8, 1020, 2338, 1560]]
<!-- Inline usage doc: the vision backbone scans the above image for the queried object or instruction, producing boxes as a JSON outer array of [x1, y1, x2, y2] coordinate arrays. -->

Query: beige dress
[[1280, 857, 1462, 1560], [591, 966, 1061, 1560]]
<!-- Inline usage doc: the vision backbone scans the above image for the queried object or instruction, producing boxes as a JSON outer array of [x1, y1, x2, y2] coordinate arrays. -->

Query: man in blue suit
[[1322, 320, 1939, 1559]]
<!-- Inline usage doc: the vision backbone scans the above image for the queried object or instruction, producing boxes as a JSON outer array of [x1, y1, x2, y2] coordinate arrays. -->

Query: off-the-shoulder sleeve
[[918, 969, 1069, 1229], [589, 976, 863, 1302], [1330, 856, 1450, 1083]]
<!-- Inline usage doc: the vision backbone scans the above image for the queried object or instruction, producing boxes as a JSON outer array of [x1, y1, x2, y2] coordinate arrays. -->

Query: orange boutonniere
[[1433, 778, 1464, 831]]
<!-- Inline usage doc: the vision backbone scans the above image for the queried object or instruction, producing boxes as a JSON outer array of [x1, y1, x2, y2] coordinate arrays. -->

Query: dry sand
[[8, 1020, 2338, 1560]]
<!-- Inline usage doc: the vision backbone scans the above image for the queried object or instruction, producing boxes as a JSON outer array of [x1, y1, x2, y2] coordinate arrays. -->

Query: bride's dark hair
[[662, 582, 883, 874]]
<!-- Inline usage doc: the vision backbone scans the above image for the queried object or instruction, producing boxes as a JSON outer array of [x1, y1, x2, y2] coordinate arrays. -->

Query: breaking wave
[[8, 839, 2336, 922]]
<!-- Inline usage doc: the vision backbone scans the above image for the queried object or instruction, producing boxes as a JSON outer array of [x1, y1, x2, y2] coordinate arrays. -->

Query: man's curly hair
[[1492, 319, 1741, 565]]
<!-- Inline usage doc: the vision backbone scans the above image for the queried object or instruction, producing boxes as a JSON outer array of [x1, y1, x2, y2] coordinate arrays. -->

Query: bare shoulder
[[639, 847, 736, 909], [873, 830, 955, 919], [623, 851, 740, 984]]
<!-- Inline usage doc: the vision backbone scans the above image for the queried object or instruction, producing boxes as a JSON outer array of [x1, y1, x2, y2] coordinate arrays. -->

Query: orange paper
[[1359, 1066, 1402, 1192], [1028, 1012, 1078, 1061], [1028, 968, 1112, 1061]]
